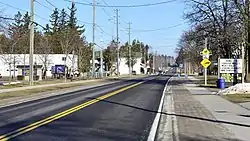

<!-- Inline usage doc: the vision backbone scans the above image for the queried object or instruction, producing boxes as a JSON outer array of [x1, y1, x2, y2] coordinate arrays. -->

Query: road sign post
[[200, 46, 211, 86], [205, 68, 207, 85]]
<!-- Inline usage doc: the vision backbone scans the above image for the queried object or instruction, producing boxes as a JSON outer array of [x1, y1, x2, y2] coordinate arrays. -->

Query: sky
[[0, 0, 189, 57]]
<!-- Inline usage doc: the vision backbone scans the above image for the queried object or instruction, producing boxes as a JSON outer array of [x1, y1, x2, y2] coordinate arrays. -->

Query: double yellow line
[[0, 81, 145, 141]]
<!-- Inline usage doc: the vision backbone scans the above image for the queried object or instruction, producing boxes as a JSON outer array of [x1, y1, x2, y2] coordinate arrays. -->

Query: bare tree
[[185, 0, 242, 58], [36, 35, 52, 79], [57, 27, 77, 82]]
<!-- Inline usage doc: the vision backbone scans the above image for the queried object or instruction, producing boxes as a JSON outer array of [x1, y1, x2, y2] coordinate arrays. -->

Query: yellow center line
[[0, 81, 145, 141]]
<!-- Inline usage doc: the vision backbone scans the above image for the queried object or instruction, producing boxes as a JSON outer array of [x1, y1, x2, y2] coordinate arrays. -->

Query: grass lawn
[[194, 75, 218, 87], [222, 94, 250, 103], [0, 81, 107, 100]]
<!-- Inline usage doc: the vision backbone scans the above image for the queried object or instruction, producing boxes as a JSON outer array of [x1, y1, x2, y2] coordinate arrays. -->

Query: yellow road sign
[[202, 48, 210, 55], [200, 59, 211, 68]]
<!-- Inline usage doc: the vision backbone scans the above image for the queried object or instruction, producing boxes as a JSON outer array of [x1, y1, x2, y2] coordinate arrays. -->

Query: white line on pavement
[[147, 77, 172, 141]]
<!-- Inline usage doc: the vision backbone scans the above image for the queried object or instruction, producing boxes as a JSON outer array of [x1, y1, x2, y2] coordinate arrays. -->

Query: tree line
[[0, 2, 154, 76], [175, 0, 250, 79]]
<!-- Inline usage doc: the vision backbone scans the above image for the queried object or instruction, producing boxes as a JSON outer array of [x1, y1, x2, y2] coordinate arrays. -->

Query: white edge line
[[147, 76, 172, 141]]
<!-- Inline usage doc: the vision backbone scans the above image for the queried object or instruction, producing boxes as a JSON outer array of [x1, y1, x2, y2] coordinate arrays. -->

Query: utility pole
[[128, 22, 132, 77], [100, 49, 103, 78], [29, 0, 34, 86], [152, 54, 155, 74], [100, 38, 104, 78], [115, 9, 120, 76], [92, 0, 96, 78], [153, 51, 156, 74]]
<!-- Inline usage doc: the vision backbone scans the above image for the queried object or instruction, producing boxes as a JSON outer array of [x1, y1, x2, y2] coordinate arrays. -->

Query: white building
[[118, 58, 143, 75], [0, 54, 144, 77], [0, 54, 78, 77]]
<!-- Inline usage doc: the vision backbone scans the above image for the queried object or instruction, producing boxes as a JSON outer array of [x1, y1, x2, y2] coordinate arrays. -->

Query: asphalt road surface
[[0, 75, 170, 141]]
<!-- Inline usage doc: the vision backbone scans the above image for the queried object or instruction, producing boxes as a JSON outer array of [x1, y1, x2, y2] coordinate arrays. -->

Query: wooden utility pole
[[128, 22, 132, 76], [92, 0, 96, 78], [115, 9, 120, 76], [29, 0, 34, 86]]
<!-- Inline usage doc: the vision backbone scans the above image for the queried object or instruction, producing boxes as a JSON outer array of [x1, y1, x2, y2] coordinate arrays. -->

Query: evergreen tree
[[59, 8, 68, 30], [68, 2, 85, 35], [68, 2, 77, 29], [13, 11, 22, 27], [44, 24, 50, 35], [22, 12, 30, 30], [50, 8, 59, 33]]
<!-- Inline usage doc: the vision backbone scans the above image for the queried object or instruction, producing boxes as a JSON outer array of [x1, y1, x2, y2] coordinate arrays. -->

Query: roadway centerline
[[0, 81, 145, 141]]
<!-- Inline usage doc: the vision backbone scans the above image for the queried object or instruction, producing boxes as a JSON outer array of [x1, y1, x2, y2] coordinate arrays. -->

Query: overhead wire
[[62, 0, 178, 8], [44, 0, 115, 44], [0, 16, 46, 29], [0, 1, 49, 22], [42, 0, 95, 25], [132, 23, 184, 33]]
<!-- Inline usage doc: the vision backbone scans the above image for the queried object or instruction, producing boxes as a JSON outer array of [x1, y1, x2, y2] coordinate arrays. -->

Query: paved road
[[0, 75, 170, 141]]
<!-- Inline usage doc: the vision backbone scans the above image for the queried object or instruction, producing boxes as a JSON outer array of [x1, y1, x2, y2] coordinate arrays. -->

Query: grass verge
[[222, 94, 250, 103], [194, 75, 217, 85], [0, 81, 108, 100]]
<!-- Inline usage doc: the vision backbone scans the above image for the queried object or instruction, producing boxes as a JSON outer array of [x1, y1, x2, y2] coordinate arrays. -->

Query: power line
[[0, 16, 46, 29], [43, 0, 95, 25], [0, 1, 49, 22], [44, 0, 57, 8], [96, 26, 112, 36], [99, 0, 114, 19], [43, 0, 113, 41], [44, 0, 109, 27], [35, 0, 54, 11], [99, 0, 113, 18], [132, 23, 184, 33], [63, 0, 178, 8]]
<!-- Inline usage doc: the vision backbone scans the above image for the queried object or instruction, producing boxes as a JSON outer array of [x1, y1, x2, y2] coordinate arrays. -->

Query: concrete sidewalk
[[156, 76, 250, 141]]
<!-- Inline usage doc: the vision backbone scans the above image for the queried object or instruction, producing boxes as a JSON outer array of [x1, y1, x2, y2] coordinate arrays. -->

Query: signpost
[[200, 45, 211, 86]]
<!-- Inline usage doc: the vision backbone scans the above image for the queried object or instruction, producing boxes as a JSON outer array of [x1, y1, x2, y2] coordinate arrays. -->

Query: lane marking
[[147, 77, 172, 141], [0, 81, 145, 141]]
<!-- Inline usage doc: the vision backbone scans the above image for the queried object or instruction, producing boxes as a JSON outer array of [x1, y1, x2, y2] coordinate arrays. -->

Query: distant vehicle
[[132, 71, 136, 75], [0, 73, 2, 78]]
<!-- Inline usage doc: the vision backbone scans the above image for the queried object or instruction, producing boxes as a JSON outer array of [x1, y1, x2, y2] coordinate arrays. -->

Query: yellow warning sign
[[200, 59, 211, 68], [202, 48, 210, 55]]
